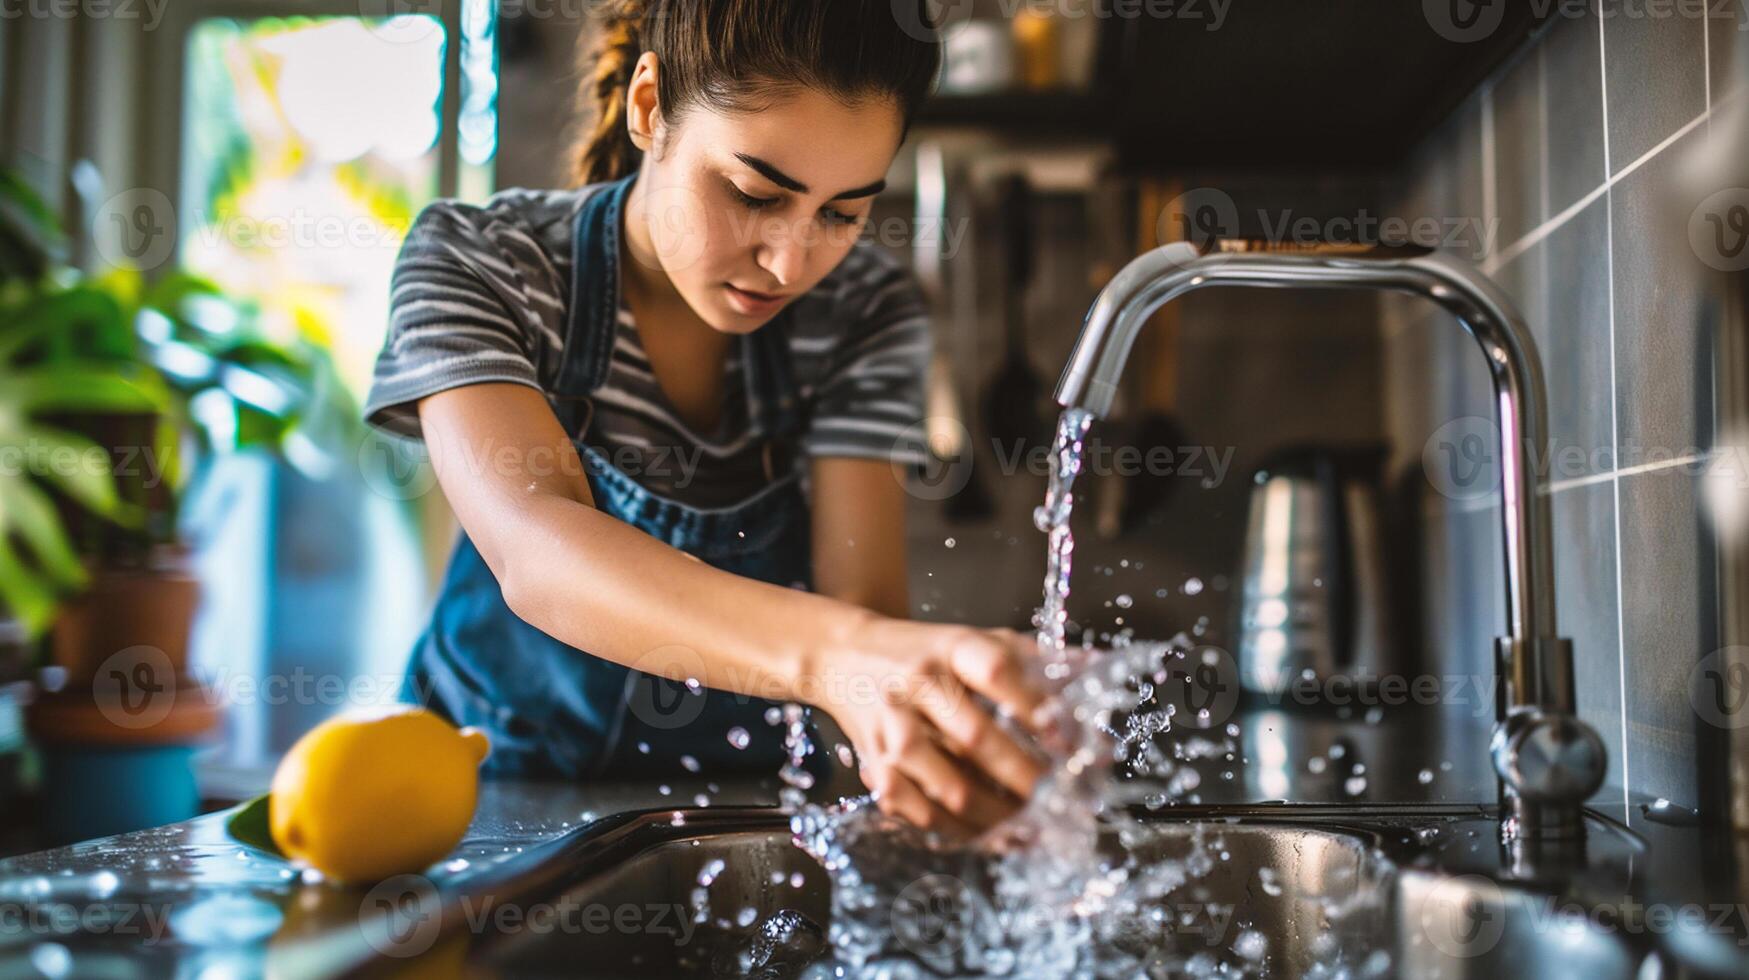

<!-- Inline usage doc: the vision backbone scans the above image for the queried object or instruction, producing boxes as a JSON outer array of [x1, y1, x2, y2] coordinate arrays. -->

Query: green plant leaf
[[0, 533, 59, 639], [6, 366, 167, 415], [0, 473, 88, 592], [0, 286, 132, 363], [225, 794, 285, 859], [13, 422, 134, 524]]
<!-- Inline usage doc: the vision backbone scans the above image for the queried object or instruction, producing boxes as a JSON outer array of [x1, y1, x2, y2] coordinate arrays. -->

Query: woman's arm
[[418, 382, 1050, 832], [809, 457, 911, 618]]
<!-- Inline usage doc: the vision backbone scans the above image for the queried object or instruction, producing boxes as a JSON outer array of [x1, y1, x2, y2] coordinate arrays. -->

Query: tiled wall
[[1385, 2, 1747, 814]]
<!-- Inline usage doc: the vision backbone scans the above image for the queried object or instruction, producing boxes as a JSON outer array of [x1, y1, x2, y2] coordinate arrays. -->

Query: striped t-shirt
[[364, 186, 932, 508]]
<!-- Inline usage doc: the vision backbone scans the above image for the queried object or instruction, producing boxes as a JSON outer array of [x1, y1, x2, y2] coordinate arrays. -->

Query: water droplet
[[638, 741, 651, 754], [680, 754, 701, 772], [1115, 594, 1133, 609], [697, 858, 725, 887], [29, 944, 71, 979], [1417, 768, 1435, 785], [945, 537, 956, 548], [1344, 775, 1368, 795], [727, 727, 751, 750], [1259, 867, 1284, 897]]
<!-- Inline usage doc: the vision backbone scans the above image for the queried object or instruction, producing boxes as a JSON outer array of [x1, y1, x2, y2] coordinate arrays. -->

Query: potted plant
[[0, 168, 356, 841]]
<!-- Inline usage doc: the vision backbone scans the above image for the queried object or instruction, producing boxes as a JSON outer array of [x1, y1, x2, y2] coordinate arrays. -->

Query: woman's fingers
[[915, 672, 1047, 801], [948, 630, 1052, 734], [866, 764, 975, 837], [897, 733, 1021, 830]]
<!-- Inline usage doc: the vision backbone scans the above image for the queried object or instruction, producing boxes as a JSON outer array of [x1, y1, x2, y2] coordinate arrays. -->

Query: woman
[[364, 0, 1051, 834]]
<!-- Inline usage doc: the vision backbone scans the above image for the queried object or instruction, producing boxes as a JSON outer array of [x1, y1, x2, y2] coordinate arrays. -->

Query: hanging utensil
[[982, 172, 1045, 451]]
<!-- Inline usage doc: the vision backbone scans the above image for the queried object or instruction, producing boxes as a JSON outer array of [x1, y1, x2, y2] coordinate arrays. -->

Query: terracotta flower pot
[[51, 548, 199, 685]]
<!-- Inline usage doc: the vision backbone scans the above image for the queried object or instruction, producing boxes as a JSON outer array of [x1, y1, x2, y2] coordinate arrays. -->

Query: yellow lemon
[[270, 707, 490, 883]]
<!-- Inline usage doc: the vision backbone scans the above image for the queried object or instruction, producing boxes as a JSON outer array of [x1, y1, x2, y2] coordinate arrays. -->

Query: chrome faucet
[[1055, 239, 1607, 841]]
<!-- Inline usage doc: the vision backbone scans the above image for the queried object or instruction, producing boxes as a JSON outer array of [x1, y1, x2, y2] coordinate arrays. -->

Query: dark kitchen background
[[1, 0, 1745, 851]]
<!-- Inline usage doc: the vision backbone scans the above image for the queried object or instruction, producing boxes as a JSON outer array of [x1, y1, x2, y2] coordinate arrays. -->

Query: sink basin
[[1395, 868, 1644, 979], [441, 806, 1652, 979]]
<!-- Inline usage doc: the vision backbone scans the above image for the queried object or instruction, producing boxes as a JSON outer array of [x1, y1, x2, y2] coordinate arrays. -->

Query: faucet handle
[[1492, 707, 1608, 807]]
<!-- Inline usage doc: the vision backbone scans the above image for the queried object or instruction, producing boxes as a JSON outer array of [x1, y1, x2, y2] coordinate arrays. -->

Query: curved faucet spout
[[1054, 238, 1601, 840]]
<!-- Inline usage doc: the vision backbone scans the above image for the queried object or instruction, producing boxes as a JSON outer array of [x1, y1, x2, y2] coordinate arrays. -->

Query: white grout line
[[1596, 9, 1632, 819], [1485, 107, 1711, 274], [1538, 43, 1551, 226], [1482, 86, 1498, 261], [1545, 451, 1711, 494], [1704, 6, 1713, 114]]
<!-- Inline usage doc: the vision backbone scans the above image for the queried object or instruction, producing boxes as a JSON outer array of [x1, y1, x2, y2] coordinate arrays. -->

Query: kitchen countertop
[[0, 703, 1670, 978], [0, 774, 809, 978]]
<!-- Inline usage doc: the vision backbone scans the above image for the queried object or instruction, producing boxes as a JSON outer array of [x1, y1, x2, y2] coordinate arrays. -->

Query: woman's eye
[[822, 208, 862, 228], [728, 184, 777, 210]]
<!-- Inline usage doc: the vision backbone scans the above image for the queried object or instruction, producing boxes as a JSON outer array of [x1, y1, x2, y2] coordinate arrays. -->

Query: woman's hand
[[811, 618, 1057, 836]]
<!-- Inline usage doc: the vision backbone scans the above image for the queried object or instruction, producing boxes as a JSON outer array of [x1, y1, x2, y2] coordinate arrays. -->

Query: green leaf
[[6, 366, 166, 415], [0, 170, 61, 237], [0, 473, 88, 592], [225, 794, 285, 859], [0, 533, 59, 639], [0, 286, 132, 363], [13, 422, 132, 523]]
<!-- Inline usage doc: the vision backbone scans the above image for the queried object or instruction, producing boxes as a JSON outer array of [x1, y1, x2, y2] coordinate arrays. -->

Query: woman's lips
[[724, 283, 788, 316]]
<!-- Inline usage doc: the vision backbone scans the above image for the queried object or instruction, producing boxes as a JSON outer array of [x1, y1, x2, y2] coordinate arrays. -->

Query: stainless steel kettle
[[1235, 446, 1391, 701]]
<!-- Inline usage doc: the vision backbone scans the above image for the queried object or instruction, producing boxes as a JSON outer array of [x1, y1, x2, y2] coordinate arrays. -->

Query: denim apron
[[405, 174, 822, 781]]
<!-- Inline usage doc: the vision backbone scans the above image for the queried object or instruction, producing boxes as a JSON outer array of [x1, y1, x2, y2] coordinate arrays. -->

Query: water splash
[[1032, 408, 1095, 669], [765, 409, 1391, 977], [777, 703, 815, 812]]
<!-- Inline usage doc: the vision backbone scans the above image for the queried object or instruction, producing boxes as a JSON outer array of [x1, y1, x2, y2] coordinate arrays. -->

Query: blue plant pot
[[37, 742, 201, 844]]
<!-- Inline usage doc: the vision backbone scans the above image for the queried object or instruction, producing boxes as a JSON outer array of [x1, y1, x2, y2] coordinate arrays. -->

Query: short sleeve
[[802, 253, 932, 465], [363, 200, 547, 440]]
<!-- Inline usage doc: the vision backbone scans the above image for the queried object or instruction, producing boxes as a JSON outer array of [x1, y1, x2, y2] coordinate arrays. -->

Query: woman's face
[[624, 55, 906, 334]]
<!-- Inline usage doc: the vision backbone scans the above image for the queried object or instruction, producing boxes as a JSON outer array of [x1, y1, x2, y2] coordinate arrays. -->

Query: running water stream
[[703, 409, 1390, 977]]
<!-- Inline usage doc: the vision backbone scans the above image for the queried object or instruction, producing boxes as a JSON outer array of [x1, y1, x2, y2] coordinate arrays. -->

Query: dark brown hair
[[572, 0, 942, 186]]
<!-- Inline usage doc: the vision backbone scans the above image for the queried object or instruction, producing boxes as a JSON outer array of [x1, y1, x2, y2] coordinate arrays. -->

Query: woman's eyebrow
[[734, 153, 886, 200]]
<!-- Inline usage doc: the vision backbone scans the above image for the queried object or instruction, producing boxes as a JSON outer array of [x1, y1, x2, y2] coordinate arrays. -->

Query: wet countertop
[[0, 775, 805, 978], [0, 703, 1661, 977]]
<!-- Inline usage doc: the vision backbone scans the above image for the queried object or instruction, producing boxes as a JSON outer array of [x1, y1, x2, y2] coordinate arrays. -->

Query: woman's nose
[[756, 222, 808, 287]]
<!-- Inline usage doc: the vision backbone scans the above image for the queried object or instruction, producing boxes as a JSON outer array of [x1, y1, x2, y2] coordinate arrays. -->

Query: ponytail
[[574, 0, 649, 186]]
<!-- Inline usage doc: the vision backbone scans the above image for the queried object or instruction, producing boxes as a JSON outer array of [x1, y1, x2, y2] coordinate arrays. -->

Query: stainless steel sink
[[436, 805, 1654, 979], [1395, 868, 1644, 979]]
